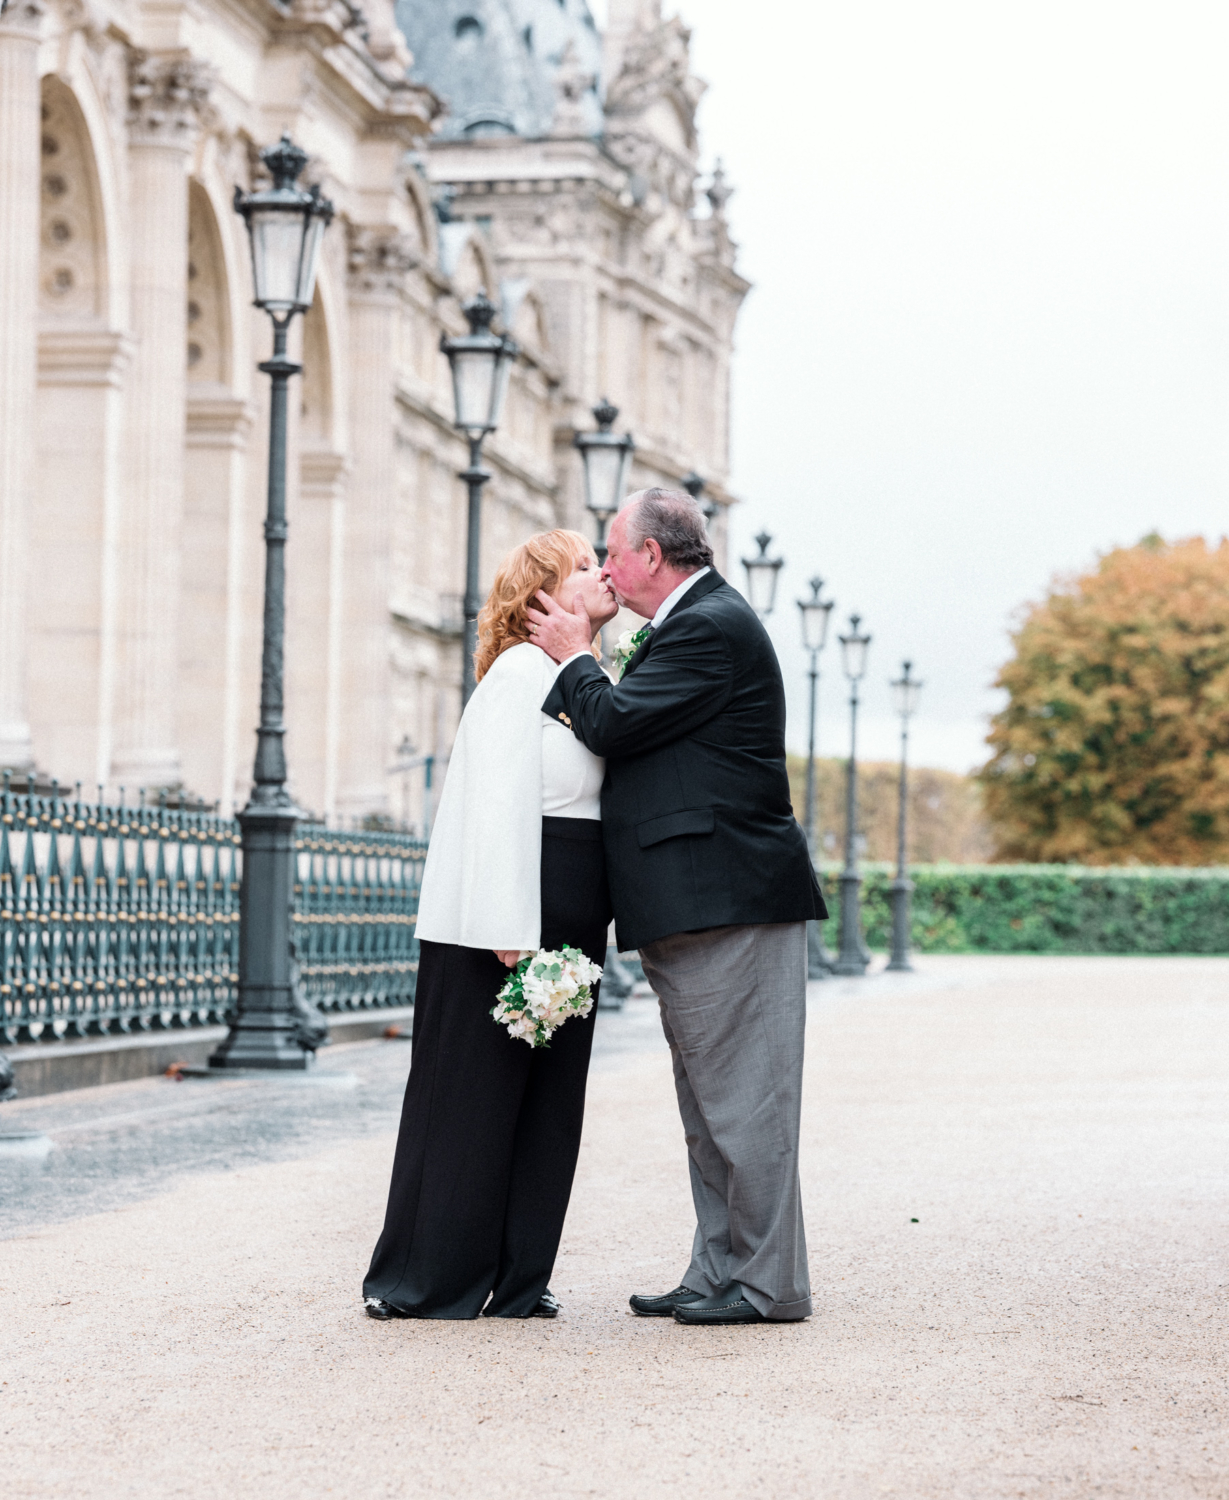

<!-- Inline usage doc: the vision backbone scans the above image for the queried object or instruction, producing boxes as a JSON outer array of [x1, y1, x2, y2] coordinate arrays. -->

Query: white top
[[650, 566, 710, 628], [542, 715, 604, 816], [414, 642, 606, 951]]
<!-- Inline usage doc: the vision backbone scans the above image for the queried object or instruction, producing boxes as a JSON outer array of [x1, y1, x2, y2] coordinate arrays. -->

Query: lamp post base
[[209, 800, 318, 1071], [208, 1016, 316, 1071], [831, 868, 869, 976], [597, 945, 633, 1010], [885, 876, 914, 972], [807, 919, 834, 979]]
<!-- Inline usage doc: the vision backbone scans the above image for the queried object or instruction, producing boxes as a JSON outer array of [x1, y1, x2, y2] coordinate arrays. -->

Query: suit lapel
[[618, 572, 725, 682]]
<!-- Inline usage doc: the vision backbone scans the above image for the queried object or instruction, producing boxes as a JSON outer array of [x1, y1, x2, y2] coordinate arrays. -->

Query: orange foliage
[[979, 535, 1229, 864]]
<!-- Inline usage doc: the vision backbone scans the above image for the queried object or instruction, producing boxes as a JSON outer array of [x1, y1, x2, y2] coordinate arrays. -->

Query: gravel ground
[[2, 954, 1227, 1499]]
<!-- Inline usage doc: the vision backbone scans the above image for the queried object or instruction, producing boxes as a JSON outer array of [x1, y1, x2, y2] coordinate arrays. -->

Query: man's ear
[[644, 538, 663, 574]]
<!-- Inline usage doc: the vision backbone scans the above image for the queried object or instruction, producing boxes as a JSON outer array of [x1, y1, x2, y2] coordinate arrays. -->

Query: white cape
[[414, 642, 562, 951]]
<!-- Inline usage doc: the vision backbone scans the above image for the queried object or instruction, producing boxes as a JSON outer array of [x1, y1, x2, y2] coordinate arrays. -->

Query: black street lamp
[[798, 577, 835, 854], [441, 292, 518, 705], [742, 531, 784, 617], [887, 661, 923, 972], [682, 470, 718, 524], [574, 398, 634, 563], [798, 577, 836, 979], [833, 613, 872, 976], [211, 135, 333, 1070]]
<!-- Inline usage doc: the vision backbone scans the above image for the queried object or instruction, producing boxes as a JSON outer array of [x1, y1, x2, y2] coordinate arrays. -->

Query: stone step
[[3, 1007, 414, 1099]]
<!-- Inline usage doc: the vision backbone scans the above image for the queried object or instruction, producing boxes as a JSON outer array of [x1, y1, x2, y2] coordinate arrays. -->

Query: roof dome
[[397, 0, 604, 141]]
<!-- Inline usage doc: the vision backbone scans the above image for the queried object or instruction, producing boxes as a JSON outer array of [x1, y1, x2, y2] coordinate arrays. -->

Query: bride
[[363, 529, 619, 1321]]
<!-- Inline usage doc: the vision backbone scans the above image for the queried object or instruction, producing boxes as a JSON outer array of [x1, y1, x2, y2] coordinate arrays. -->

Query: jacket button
[[559, 712, 571, 727]]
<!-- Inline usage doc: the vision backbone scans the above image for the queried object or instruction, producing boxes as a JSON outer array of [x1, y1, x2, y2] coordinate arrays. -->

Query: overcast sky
[[594, 0, 1229, 770]]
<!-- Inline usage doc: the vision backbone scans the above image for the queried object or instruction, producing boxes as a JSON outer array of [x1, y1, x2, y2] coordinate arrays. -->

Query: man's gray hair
[[621, 487, 714, 571]]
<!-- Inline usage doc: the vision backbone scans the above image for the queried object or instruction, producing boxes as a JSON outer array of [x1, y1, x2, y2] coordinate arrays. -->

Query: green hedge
[[816, 864, 1229, 955]]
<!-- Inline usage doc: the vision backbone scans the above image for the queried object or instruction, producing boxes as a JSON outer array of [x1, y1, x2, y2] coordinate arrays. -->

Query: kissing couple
[[363, 487, 827, 1326]]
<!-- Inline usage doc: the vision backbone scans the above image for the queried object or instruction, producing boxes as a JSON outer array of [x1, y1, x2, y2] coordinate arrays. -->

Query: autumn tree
[[980, 535, 1229, 865]]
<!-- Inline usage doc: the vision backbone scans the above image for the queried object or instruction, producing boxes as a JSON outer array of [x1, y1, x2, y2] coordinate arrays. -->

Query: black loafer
[[533, 1290, 561, 1318], [629, 1284, 707, 1317], [672, 1283, 765, 1325], [364, 1297, 412, 1321]]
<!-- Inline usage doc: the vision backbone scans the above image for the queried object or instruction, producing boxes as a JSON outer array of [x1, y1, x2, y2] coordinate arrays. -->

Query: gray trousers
[[639, 922, 811, 1321]]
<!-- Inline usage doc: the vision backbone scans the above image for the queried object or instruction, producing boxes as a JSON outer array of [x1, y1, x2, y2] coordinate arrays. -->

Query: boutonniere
[[612, 625, 651, 680]]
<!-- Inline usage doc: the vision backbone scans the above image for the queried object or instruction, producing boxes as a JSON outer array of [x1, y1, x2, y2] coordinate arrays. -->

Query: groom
[[528, 488, 826, 1325]]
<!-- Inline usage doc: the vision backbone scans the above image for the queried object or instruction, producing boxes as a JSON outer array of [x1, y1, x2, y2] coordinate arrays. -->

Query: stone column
[[35, 328, 132, 788], [337, 226, 414, 819], [181, 394, 254, 811], [0, 0, 45, 770], [110, 52, 210, 790], [294, 448, 348, 823]]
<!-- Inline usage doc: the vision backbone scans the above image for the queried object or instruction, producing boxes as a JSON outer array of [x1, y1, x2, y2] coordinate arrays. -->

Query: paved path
[[2, 955, 1226, 1498]]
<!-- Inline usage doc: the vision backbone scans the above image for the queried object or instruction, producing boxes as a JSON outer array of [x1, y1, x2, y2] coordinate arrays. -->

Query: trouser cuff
[[741, 1286, 812, 1321]]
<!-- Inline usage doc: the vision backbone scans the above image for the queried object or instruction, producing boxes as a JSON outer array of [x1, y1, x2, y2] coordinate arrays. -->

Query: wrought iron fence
[[0, 775, 426, 1046], [293, 825, 424, 1014]]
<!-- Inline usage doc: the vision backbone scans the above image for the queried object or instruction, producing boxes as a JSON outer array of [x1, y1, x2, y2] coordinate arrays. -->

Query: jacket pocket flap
[[636, 807, 716, 848]]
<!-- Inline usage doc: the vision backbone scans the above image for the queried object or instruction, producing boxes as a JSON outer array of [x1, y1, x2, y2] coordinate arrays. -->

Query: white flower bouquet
[[492, 946, 604, 1048]]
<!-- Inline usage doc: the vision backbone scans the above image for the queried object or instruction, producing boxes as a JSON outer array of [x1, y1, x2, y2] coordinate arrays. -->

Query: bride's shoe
[[533, 1289, 561, 1318], [364, 1296, 412, 1320]]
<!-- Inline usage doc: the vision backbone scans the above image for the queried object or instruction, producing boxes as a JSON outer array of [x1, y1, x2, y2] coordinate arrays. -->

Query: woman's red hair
[[474, 529, 600, 684]]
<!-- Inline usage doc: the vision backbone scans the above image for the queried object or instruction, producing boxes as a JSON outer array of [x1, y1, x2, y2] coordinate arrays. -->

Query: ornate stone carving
[[603, 9, 706, 210], [706, 160, 732, 220], [346, 223, 418, 295], [284, 0, 351, 46], [703, 160, 737, 267], [0, 0, 45, 38], [126, 51, 212, 147], [550, 41, 596, 138], [58, 0, 107, 48], [604, 13, 704, 142]]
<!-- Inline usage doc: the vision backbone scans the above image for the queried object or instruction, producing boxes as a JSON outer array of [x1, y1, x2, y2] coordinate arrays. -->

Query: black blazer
[[541, 570, 827, 951]]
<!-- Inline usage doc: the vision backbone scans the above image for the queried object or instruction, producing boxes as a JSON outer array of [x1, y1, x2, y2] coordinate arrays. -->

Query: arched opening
[[38, 77, 105, 323], [180, 181, 247, 811], [300, 289, 334, 444], [292, 287, 347, 821], [186, 181, 231, 387], [31, 77, 116, 790]]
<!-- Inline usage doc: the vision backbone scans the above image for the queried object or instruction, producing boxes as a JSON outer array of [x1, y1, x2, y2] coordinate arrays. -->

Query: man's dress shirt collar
[[649, 566, 711, 630]]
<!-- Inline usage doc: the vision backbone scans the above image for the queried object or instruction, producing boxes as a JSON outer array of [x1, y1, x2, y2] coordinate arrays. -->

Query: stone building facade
[[0, 0, 746, 827]]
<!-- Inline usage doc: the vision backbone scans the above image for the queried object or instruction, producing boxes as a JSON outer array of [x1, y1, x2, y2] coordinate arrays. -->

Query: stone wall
[[0, 0, 744, 825]]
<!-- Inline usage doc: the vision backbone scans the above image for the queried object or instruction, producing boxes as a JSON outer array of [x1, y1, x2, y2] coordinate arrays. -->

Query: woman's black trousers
[[362, 817, 611, 1319]]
